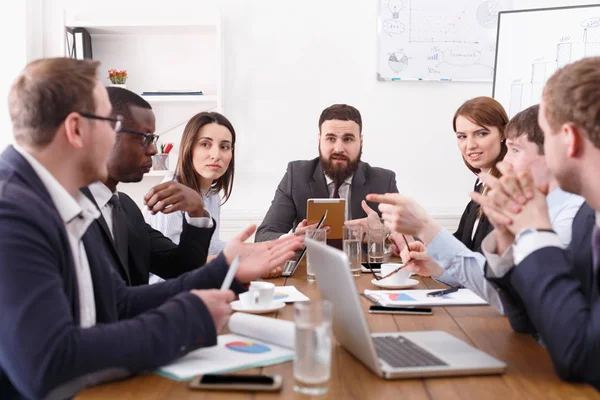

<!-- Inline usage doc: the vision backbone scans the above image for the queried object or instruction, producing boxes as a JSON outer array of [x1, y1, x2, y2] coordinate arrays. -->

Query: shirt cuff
[[184, 210, 214, 228], [514, 231, 564, 265], [482, 232, 515, 278]]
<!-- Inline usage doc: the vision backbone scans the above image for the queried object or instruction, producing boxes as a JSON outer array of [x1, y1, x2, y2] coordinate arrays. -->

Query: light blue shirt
[[426, 188, 584, 313]]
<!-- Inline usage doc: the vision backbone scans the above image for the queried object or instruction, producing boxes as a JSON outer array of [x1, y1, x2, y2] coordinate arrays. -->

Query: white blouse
[[143, 173, 227, 256]]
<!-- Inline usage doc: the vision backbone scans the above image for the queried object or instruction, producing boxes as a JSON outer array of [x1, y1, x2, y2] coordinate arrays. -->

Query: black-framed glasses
[[120, 128, 159, 148], [79, 112, 123, 133]]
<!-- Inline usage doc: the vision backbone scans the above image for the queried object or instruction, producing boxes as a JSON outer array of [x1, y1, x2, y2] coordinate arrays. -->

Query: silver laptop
[[305, 238, 506, 379]]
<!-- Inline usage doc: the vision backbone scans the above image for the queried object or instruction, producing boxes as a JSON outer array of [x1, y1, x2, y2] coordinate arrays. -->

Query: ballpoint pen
[[426, 287, 459, 297]]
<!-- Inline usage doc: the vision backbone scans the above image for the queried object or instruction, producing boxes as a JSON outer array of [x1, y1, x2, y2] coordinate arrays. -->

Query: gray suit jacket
[[255, 158, 398, 242]]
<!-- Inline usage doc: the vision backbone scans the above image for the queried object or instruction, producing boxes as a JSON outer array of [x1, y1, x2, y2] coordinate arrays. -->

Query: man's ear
[[63, 112, 85, 150], [564, 123, 583, 158]]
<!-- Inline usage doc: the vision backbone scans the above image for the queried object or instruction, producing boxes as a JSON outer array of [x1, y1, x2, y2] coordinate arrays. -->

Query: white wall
[[0, 3, 28, 150], [0, 0, 44, 151], [35, 0, 587, 238]]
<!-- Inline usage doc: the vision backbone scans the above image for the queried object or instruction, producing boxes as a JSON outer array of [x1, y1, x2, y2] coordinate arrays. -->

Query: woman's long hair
[[174, 112, 236, 204], [452, 97, 508, 216]]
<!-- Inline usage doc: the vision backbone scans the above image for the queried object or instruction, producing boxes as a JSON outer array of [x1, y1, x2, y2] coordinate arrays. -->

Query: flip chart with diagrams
[[377, 0, 512, 82]]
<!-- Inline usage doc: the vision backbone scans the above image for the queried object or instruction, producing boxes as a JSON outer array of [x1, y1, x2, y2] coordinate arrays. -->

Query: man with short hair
[[255, 104, 398, 242], [85, 87, 214, 286], [0, 58, 300, 399], [472, 56, 600, 388]]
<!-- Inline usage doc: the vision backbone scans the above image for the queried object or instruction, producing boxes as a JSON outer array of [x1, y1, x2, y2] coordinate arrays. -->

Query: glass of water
[[306, 228, 327, 283], [367, 217, 387, 263], [343, 226, 362, 276], [294, 300, 333, 395]]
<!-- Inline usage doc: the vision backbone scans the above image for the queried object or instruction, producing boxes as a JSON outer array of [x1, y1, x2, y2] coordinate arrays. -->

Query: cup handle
[[252, 290, 260, 305]]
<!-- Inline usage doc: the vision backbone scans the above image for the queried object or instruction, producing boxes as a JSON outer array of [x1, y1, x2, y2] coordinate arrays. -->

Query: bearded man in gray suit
[[255, 104, 399, 242]]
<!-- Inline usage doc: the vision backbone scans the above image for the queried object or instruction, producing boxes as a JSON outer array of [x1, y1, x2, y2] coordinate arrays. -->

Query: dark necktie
[[108, 195, 129, 273], [332, 182, 341, 199]]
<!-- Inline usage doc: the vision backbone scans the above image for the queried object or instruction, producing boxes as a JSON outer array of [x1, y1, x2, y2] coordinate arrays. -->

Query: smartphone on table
[[368, 305, 433, 315], [189, 374, 283, 391]]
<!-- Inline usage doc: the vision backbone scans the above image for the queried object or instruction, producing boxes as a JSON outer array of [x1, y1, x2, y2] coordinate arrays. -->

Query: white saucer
[[370, 278, 419, 289], [231, 300, 286, 314]]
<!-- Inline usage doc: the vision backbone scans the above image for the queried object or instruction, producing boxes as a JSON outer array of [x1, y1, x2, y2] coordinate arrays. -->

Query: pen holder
[[152, 154, 169, 171]]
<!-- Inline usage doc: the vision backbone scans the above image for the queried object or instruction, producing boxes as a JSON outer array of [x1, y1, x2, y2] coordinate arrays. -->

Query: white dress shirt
[[88, 182, 117, 238], [14, 145, 99, 328], [324, 174, 353, 220]]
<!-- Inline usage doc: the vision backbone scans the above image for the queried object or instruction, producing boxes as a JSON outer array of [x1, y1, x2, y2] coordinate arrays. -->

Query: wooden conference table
[[78, 261, 600, 399]]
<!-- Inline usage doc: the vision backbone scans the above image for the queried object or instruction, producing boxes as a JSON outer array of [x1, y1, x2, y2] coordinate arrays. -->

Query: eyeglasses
[[79, 112, 123, 133], [120, 128, 160, 148]]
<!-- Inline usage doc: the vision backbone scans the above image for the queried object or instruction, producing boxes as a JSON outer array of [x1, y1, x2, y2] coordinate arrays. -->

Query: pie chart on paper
[[225, 341, 271, 354], [274, 292, 289, 300], [387, 293, 416, 301]]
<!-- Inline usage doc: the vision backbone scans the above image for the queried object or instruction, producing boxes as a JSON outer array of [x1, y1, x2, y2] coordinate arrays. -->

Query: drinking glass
[[293, 300, 333, 395]]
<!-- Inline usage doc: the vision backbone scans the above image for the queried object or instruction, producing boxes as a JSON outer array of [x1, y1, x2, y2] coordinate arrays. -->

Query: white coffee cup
[[380, 263, 411, 285], [240, 281, 275, 308]]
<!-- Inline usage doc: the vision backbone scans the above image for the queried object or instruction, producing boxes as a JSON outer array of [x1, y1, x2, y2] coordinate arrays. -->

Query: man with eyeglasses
[[0, 58, 301, 399], [84, 87, 215, 286]]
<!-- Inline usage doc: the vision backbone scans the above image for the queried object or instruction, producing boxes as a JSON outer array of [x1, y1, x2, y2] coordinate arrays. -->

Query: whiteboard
[[493, 4, 600, 118], [377, 0, 512, 82]]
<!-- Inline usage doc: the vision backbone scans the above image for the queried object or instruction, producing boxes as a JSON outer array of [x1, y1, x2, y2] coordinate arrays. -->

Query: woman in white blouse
[[145, 111, 235, 262]]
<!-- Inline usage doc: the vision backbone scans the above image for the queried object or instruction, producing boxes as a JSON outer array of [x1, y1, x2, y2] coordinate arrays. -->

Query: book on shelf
[[157, 313, 295, 381]]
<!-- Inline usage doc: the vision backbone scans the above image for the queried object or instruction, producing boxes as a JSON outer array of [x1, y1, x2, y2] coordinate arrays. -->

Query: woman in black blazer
[[451, 96, 508, 252]]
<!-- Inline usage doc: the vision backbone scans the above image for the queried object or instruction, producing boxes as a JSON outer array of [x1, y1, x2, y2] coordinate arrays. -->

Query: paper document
[[273, 286, 310, 303], [157, 313, 295, 380], [364, 289, 488, 307]]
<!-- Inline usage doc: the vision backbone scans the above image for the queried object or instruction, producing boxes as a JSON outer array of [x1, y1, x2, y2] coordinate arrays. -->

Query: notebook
[[363, 289, 487, 307], [157, 313, 294, 381]]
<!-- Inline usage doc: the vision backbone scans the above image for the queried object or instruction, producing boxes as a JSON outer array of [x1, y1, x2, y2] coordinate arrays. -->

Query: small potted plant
[[108, 69, 127, 88]]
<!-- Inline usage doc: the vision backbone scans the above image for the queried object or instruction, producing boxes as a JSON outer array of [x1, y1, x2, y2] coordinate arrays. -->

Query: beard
[[319, 147, 362, 186]]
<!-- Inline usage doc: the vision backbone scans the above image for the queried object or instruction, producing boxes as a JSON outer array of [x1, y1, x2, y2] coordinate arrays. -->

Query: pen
[[426, 287, 458, 297], [220, 256, 240, 291]]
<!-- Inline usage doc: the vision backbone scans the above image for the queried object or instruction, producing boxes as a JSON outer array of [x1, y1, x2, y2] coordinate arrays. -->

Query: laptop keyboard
[[373, 336, 447, 368]]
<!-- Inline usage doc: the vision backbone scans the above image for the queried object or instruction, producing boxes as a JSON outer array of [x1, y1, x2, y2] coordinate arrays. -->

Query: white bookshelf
[[63, 7, 224, 206], [140, 94, 218, 104]]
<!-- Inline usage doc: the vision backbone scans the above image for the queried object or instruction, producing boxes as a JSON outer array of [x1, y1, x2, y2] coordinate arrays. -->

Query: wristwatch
[[514, 228, 555, 245]]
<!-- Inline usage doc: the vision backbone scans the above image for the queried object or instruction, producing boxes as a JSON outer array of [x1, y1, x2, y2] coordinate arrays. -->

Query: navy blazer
[[82, 187, 215, 286], [0, 146, 244, 399], [489, 202, 599, 388]]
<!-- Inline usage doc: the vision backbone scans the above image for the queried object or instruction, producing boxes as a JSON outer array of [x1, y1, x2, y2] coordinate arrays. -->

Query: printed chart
[[378, 0, 512, 81], [225, 341, 272, 354]]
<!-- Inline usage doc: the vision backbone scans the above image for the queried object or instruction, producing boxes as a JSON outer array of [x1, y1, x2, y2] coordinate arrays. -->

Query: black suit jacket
[[489, 202, 600, 388], [255, 158, 398, 242], [453, 181, 492, 253], [83, 187, 215, 286], [0, 146, 244, 399]]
